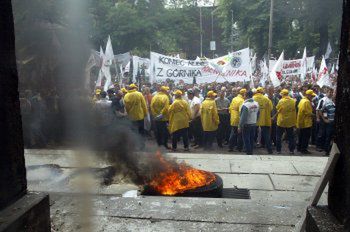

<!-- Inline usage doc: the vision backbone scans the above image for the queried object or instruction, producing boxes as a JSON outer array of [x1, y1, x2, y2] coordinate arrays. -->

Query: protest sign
[[132, 56, 150, 82]]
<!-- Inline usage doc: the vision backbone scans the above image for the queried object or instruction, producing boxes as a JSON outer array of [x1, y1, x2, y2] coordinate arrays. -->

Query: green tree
[[218, 0, 342, 59]]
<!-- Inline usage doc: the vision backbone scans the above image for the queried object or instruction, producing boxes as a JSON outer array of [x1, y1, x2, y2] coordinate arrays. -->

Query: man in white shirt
[[188, 89, 202, 148], [194, 86, 204, 102], [95, 91, 114, 128]]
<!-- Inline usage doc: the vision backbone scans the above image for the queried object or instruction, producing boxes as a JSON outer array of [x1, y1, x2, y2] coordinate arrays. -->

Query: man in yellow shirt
[[253, 87, 273, 154], [168, 90, 191, 151], [274, 89, 296, 154], [228, 88, 246, 152], [151, 86, 170, 149], [201, 91, 220, 150], [297, 89, 316, 154], [124, 83, 148, 135]]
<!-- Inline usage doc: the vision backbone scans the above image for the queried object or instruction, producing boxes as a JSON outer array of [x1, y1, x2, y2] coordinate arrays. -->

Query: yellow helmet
[[256, 87, 264, 93], [207, 91, 217, 98], [173, 90, 183, 96], [239, 88, 247, 95], [280, 89, 289, 96], [160, 86, 169, 92], [121, 88, 128, 94], [129, 83, 138, 89], [305, 89, 316, 97]]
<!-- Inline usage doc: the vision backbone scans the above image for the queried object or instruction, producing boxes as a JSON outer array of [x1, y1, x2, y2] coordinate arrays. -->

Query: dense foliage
[[12, 0, 342, 88], [218, 0, 342, 59]]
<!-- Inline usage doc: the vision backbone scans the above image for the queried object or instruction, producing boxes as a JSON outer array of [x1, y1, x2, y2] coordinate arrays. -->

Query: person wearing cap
[[297, 89, 316, 154], [121, 88, 128, 96], [193, 86, 204, 102], [151, 86, 171, 149], [124, 83, 148, 135], [215, 87, 231, 148], [239, 90, 260, 155], [201, 91, 220, 150], [112, 90, 127, 118], [188, 88, 203, 148], [228, 88, 246, 152], [253, 87, 273, 154], [168, 90, 191, 151], [274, 89, 296, 154], [93, 89, 102, 102]]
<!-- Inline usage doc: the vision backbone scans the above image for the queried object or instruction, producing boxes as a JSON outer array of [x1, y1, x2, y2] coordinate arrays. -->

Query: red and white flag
[[270, 51, 284, 87], [317, 56, 332, 88], [311, 67, 317, 83]]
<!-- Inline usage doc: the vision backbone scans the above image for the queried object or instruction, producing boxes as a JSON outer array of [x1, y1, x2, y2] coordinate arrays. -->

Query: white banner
[[150, 52, 207, 84], [132, 56, 150, 82], [150, 49, 252, 84], [269, 57, 315, 77], [204, 48, 252, 83], [92, 50, 131, 68], [307, 56, 315, 74]]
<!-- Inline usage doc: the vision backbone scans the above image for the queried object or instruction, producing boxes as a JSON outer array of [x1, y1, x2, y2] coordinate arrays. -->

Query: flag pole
[[267, 0, 274, 68]]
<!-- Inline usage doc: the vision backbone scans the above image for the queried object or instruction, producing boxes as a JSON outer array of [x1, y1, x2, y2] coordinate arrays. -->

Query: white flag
[[270, 51, 284, 87], [325, 42, 332, 59], [124, 61, 130, 73], [251, 53, 257, 73], [96, 46, 105, 87], [103, 36, 114, 91], [330, 64, 335, 75], [336, 54, 339, 71], [317, 56, 332, 88], [259, 60, 269, 86], [105, 35, 115, 62], [300, 47, 307, 81]]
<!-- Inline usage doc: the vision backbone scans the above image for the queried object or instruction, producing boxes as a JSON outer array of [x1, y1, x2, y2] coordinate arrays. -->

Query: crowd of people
[[92, 79, 336, 156]]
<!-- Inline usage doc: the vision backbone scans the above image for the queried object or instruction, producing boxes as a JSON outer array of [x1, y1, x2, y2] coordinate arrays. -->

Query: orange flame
[[148, 151, 216, 195]]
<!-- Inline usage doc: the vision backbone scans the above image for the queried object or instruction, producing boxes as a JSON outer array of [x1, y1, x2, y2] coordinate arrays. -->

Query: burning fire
[[147, 151, 216, 196]]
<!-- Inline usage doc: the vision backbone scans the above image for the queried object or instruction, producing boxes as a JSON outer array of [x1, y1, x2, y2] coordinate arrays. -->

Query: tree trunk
[[328, 0, 350, 228], [0, 0, 27, 209]]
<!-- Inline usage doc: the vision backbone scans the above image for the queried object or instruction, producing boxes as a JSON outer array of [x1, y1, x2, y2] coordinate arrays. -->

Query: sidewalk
[[25, 149, 328, 231]]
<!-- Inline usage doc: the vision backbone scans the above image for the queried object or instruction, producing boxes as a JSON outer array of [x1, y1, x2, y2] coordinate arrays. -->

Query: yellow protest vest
[[201, 98, 220, 132], [150, 92, 170, 121], [124, 89, 148, 121], [253, 93, 272, 127], [276, 96, 296, 128], [168, 98, 191, 134], [297, 97, 313, 128], [229, 94, 244, 126]]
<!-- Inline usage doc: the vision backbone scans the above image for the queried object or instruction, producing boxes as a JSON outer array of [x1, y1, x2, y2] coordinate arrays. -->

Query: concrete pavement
[[25, 149, 328, 231]]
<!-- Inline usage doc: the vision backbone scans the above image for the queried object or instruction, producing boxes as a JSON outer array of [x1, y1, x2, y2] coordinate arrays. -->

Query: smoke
[[13, 1, 183, 230], [13, 0, 183, 190]]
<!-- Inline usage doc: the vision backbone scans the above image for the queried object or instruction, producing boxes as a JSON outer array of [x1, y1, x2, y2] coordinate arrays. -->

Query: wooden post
[[0, 0, 27, 210], [329, 0, 350, 227]]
